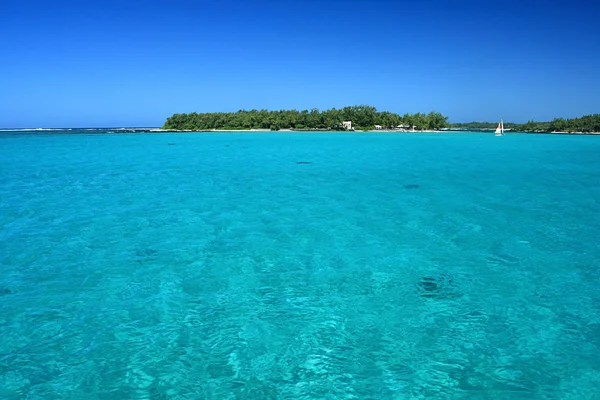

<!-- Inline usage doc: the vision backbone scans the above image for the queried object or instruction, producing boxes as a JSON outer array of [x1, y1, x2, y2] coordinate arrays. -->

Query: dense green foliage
[[515, 114, 600, 133], [162, 106, 449, 131], [451, 114, 600, 133]]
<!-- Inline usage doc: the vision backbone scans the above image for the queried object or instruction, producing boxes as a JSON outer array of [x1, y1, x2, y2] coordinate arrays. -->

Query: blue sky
[[1, 0, 599, 127]]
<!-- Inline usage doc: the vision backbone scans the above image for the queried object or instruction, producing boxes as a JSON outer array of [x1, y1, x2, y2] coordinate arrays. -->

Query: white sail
[[495, 119, 504, 136]]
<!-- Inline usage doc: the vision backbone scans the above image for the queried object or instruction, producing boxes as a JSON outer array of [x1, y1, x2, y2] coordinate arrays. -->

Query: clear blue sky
[[2, 0, 599, 127]]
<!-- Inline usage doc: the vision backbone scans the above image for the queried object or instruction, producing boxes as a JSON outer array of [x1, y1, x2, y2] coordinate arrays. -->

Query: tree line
[[162, 106, 449, 131], [516, 114, 600, 133], [451, 114, 600, 133]]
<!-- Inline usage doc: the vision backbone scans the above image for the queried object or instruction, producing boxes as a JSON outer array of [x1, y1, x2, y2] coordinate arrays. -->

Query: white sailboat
[[495, 119, 505, 136]]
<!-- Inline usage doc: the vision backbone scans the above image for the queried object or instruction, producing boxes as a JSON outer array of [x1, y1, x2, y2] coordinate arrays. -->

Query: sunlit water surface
[[1, 130, 599, 399]]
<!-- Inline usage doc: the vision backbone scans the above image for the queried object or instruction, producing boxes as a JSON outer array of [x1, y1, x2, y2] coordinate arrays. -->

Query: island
[[161, 107, 600, 134], [450, 114, 600, 134], [162, 106, 449, 131]]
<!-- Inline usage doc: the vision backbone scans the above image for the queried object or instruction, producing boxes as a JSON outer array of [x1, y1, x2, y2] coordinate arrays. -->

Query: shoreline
[[152, 128, 600, 135], [153, 128, 465, 134], [3, 128, 599, 135]]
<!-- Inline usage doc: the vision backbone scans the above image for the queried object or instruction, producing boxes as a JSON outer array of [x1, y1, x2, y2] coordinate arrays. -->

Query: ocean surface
[[1, 130, 599, 399]]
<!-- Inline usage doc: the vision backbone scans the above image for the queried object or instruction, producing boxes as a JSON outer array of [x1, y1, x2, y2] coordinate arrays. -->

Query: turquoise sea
[[1, 130, 599, 399]]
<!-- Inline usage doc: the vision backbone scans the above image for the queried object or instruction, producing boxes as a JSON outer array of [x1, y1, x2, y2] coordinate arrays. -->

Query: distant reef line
[[161, 106, 600, 133]]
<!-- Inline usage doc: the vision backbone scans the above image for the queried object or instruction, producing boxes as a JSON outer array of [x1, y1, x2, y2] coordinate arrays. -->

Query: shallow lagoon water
[[1, 131, 599, 399]]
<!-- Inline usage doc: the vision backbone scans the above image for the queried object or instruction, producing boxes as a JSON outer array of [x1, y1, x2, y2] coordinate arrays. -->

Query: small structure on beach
[[396, 124, 417, 131], [342, 121, 353, 130], [375, 125, 382, 130]]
